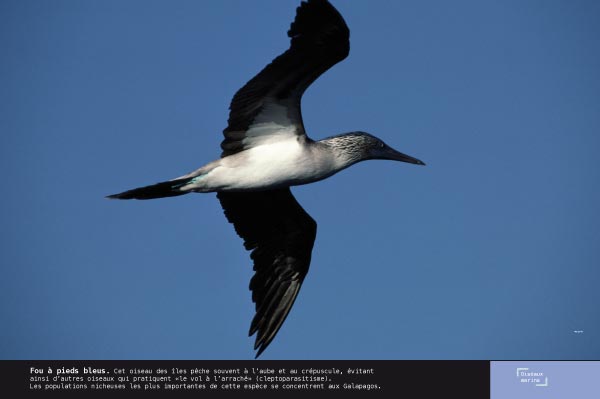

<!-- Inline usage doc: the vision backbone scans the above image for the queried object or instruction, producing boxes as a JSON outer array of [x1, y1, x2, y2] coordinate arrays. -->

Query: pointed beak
[[382, 146, 426, 165]]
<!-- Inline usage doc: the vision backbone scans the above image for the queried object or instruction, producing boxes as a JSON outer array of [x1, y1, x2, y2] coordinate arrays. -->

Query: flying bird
[[108, 0, 425, 358]]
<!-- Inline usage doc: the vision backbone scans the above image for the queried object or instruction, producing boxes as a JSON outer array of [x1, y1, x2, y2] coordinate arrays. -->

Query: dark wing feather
[[221, 0, 350, 156], [217, 189, 317, 358]]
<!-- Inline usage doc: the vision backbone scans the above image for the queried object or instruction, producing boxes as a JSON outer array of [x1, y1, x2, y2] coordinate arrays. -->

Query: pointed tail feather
[[106, 177, 192, 200]]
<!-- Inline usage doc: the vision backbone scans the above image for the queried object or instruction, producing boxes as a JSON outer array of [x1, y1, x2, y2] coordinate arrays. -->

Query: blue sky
[[1, 0, 599, 360]]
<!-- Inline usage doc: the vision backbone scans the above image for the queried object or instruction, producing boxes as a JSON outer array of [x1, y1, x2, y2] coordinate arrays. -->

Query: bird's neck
[[315, 135, 367, 171]]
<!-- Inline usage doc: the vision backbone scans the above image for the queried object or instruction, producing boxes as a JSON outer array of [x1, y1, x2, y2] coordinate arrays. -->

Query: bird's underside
[[108, 0, 424, 358]]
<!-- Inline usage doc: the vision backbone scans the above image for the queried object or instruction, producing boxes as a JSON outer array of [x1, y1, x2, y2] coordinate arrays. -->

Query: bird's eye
[[379, 142, 385, 149]]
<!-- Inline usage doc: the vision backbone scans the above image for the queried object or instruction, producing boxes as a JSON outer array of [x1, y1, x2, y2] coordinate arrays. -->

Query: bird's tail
[[107, 176, 199, 200]]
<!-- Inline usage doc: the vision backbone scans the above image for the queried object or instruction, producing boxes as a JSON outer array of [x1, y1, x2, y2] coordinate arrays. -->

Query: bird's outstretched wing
[[221, 0, 350, 156], [218, 0, 347, 357], [217, 189, 317, 358]]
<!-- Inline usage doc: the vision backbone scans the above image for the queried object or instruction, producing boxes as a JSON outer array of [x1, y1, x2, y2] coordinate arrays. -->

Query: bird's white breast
[[203, 137, 338, 192]]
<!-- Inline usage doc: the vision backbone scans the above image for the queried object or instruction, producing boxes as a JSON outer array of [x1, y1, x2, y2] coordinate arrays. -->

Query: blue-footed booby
[[108, 0, 425, 358]]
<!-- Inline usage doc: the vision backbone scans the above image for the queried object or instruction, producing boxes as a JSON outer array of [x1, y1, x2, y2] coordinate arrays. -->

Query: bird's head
[[327, 131, 425, 166]]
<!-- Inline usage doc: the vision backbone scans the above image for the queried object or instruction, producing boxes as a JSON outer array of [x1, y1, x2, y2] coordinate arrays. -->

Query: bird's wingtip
[[254, 346, 266, 359]]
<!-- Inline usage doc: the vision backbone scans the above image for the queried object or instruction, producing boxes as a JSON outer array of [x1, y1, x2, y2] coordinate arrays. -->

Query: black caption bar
[[1, 360, 489, 398]]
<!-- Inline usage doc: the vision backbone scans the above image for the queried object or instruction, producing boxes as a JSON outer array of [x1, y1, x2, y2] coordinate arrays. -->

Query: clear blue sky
[[1, 0, 599, 360]]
